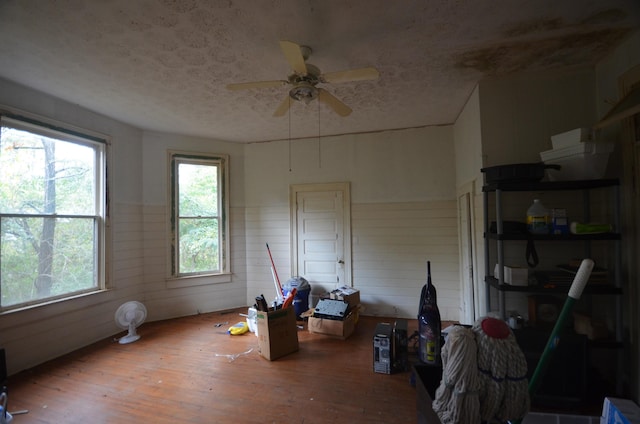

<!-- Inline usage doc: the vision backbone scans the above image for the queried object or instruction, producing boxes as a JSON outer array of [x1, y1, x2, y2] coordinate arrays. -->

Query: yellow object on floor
[[227, 321, 249, 335]]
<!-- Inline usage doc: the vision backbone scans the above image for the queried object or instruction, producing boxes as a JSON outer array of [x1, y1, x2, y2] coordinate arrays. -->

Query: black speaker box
[[393, 319, 408, 373]]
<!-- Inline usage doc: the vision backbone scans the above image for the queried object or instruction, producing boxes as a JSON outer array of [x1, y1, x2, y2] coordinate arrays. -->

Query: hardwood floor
[[5, 308, 425, 424]]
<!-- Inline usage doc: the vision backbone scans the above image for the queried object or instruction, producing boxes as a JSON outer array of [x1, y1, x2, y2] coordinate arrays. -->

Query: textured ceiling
[[0, 0, 639, 143]]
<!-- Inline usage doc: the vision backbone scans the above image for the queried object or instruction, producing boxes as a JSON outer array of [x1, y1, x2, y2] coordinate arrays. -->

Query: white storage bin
[[494, 264, 529, 286], [540, 142, 613, 181], [550, 127, 593, 149]]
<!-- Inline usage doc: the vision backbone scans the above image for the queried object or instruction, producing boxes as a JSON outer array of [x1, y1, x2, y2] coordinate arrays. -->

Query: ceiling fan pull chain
[[318, 99, 322, 169], [289, 96, 292, 172]]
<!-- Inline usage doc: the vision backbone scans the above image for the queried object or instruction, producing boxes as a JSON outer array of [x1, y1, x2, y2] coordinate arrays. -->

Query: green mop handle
[[527, 258, 593, 397], [510, 259, 593, 424]]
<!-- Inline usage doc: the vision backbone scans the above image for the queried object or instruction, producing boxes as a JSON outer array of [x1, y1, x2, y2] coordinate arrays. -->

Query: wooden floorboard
[[6, 308, 427, 424]]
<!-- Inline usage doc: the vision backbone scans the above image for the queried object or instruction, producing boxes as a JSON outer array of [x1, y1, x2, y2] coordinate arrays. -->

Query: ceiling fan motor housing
[[289, 81, 318, 103], [288, 63, 321, 104]]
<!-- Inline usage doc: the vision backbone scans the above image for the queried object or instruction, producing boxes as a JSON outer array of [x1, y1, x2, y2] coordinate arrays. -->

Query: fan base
[[118, 334, 141, 344]]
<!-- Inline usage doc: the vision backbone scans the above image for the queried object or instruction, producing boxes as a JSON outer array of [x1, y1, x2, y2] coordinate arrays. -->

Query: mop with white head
[[433, 259, 594, 424], [432, 317, 529, 424]]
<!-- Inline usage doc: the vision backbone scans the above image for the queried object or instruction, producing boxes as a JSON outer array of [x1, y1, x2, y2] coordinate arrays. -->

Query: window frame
[[0, 111, 109, 312], [167, 150, 230, 286]]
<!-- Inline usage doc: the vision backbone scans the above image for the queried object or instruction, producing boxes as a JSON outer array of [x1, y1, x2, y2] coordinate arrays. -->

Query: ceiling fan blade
[[273, 95, 292, 117], [279, 40, 308, 75], [318, 88, 352, 117], [322, 67, 380, 84], [226, 80, 286, 91]]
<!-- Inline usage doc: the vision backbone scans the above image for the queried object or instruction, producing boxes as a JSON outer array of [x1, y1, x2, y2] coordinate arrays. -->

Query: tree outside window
[[0, 116, 106, 310], [170, 152, 229, 278]]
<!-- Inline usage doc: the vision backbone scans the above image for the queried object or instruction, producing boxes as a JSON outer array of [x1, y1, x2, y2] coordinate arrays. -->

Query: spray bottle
[[418, 261, 442, 365]]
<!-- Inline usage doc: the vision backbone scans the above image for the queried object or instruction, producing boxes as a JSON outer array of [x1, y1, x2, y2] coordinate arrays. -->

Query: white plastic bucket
[[246, 307, 258, 336]]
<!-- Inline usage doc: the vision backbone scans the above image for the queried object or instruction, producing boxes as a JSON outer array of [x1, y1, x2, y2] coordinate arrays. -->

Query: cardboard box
[[602, 397, 640, 424], [494, 264, 529, 286], [256, 306, 299, 360], [330, 286, 360, 307], [308, 307, 358, 339]]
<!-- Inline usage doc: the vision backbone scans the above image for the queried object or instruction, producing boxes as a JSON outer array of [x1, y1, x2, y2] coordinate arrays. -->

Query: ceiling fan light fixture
[[289, 82, 318, 104]]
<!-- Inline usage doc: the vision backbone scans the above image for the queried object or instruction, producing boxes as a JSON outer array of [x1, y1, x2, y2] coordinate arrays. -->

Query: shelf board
[[485, 276, 622, 295], [514, 327, 624, 349], [483, 178, 619, 192], [588, 340, 625, 349], [485, 232, 621, 241]]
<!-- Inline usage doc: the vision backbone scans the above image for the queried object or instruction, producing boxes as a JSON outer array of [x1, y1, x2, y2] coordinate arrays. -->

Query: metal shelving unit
[[483, 178, 621, 317], [482, 177, 624, 396]]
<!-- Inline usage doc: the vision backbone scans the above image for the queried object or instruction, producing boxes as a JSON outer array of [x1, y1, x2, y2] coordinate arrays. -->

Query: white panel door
[[290, 183, 351, 295]]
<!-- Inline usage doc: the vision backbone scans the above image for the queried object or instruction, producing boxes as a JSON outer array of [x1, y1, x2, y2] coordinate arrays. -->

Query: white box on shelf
[[550, 127, 594, 149], [540, 142, 613, 181], [494, 264, 529, 286]]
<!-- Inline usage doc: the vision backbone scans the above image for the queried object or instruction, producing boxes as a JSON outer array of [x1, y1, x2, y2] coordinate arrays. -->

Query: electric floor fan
[[115, 301, 147, 344]]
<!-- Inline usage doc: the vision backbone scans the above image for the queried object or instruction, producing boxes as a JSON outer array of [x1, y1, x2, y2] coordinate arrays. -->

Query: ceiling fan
[[226, 41, 379, 117]]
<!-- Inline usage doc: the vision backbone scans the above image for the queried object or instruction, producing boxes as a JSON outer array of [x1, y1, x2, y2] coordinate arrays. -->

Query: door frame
[[457, 180, 479, 324], [289, 182, 352, 285]]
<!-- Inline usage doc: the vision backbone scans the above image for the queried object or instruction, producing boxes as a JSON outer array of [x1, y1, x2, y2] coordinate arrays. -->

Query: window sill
[[0, 288, 111, 316], [165, 273, 232, 289]]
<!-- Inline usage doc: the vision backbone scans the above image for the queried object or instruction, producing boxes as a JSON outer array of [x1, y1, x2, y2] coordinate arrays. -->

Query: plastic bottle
[[418, 261, 441, 365], [227, 321, 249, 335], [527, 199, 550, 234]]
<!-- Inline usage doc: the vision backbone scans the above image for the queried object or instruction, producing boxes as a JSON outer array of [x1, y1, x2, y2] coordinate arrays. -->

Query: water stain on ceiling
[[456, 28, 632, 75], [0, 1, 638, 143]]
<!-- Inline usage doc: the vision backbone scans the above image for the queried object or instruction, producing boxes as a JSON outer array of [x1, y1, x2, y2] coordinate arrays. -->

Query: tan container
[[256, 307, 299, 360]]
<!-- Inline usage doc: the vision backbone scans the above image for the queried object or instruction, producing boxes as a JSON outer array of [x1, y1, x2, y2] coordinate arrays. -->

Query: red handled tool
[[266, 243, 284, 300], [282, 288, 297, 309]]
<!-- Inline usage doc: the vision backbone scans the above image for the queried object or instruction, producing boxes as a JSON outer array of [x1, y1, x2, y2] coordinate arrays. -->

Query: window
[[0, 114, 107, 311], [169, 152, 229, 281]]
